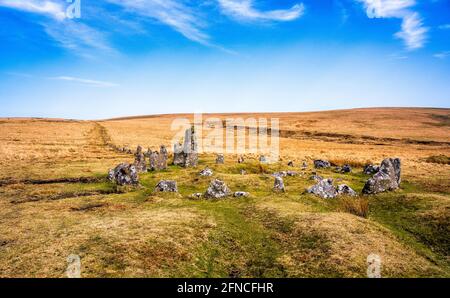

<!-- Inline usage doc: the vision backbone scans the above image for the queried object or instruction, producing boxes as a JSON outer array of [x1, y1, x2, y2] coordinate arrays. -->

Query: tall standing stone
[[159, 145, 168, 170], [173, 126, 198, 167], [149, 151, 160, 171], [274, 176, 285, 192], [216, 154, 224, 164], [134, 145, 147, 172]]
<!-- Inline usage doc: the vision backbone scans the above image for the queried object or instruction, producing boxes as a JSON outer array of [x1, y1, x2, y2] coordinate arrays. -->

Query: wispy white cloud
[[356, 0, 428, 50], [0, 0, 66, 20], [217, 0, 305, 22], [50, 76, 119, 87], [433, 51, 450, 59], [106, 0, 210, 45], [395, 12, 428, 50], [43, 21, 117, 57], [438, 24, 450, 30], [0, 0, 116, 57]]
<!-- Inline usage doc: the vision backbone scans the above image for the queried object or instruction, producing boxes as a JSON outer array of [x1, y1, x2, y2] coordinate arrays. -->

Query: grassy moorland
[[0, 108, 449, 277]]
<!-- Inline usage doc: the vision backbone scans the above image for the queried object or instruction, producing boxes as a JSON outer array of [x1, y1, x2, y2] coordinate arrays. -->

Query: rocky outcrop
[[108, 163, 139, 186], [314, 160, 331, 169], [363, 158, 401, 194], [274, 176, 285, 192], [154, 180, 178, 192], [204, 179, 231, 199], [307, 178, 337, 199]]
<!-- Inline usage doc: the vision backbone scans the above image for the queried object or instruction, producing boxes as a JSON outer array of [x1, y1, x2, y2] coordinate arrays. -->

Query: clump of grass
[[338, 197, 369, 218], [425, 155, 450, 165]]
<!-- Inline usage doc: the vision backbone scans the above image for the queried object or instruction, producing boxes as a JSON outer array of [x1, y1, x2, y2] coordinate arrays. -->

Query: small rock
[[199, 167, 213, 177], [234, 191, 249, 198], [301, 162, 308, 169], [287, 171, 298, 176], [341, 165, 352, 173], [314, 160, 331, 169], [274, 176, 285, 192], [307, 178, 337, 199], [363, 164, 380, 175], [240, 169, 247, 175], [205, 179, 231, 199], [337, 184, 357, 196], [287, 161, 294, 167], [259, 155, 268, 163], [154, 180, 178, 192], [238, 156, 244, 163], [189, 193, 203, 199]]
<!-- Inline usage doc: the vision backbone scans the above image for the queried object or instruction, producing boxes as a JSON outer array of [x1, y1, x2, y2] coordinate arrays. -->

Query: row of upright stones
[[108, 125, 402, 199]]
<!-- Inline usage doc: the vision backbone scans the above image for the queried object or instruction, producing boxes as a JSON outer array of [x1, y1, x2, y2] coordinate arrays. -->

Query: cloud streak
[[217, 0, 305, 22], [50, 76, 119, 87], [357, 0, 428, 50], [0, 0, 66, 20], [106, 0, 210, 45]]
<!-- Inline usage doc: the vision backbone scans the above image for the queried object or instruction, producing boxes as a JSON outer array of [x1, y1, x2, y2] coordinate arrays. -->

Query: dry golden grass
[[0, 108, 449, 277]]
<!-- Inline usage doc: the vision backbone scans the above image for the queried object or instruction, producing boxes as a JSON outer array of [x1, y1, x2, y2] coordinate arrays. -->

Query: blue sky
[[0, 0, 449, 119]]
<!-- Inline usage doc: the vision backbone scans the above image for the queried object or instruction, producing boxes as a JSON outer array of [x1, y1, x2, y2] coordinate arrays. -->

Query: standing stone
[[259, 156, 268, 163], [216, 154, 225, 164], [154, 180, 178, 192], [301, 161, 308, 170], [363, 158, 401, 194], [134, 145, 147, 172], [288, 161, 294, 167], [238, 156, 244, 163], [108, 163, 139, 186], [240, 169, 247, 175], [149, 151, 159, 171], [274, 176, 285, 192], [307, 178, 337, 199], [173, 127, 199, 167], [314, 160, 331, 169], [159, 145, 168, 170], [204, 179, 231, 199], [173, 143, 185, 166]]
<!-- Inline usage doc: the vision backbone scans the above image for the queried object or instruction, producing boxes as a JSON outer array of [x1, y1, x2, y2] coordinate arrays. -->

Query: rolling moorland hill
[[0, 107, 448, 277]]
